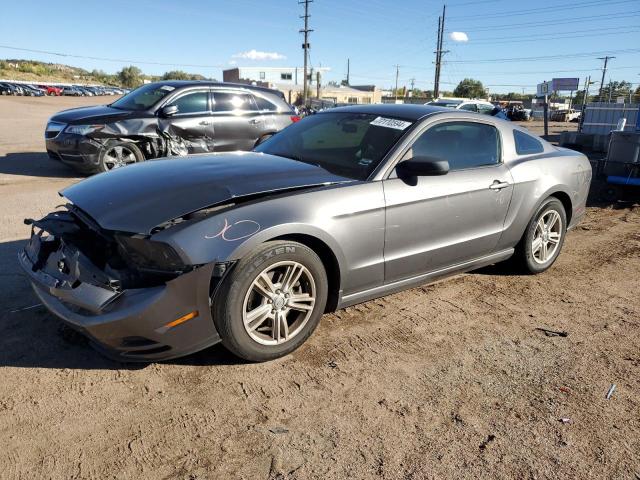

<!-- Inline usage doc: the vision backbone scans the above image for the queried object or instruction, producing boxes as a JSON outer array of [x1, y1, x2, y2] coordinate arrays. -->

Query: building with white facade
[[223, 67, 330, 88]]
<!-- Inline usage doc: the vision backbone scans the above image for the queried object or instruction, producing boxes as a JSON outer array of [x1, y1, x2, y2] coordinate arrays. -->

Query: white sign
[[537, 82, 550, 96], [370, 116, 412, 130]]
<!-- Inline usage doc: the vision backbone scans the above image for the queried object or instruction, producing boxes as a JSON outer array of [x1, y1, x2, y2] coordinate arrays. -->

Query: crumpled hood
[[50, 105, 135, 124], [61, 153, 351, 234]]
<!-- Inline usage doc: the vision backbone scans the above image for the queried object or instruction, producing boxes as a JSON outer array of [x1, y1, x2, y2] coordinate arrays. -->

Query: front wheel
[[97, 141, 144, 172], [214, 241, 328, 362], [514, 198, 567, 274]]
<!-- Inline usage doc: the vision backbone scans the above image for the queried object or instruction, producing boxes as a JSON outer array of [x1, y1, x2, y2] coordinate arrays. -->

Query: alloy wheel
[[531, 209, 562, 264], [242, 260, 316, 345], [103, 145, 137, 170]]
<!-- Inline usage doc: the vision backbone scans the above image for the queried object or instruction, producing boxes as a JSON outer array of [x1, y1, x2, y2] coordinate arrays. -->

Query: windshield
[[254, 112, 413, 180], [110, 83, 175, 111]]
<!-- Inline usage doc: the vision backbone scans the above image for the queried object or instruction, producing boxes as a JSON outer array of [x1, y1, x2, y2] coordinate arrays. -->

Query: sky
[[1, 0, 639, 94]]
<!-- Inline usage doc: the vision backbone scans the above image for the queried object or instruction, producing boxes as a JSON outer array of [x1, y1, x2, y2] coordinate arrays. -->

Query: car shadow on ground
[[0, 238, 244, 370], [0, 152, 82, 178]]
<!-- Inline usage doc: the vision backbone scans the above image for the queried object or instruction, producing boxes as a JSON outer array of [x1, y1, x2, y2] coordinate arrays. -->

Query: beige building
[[222, 67, 381, 105]]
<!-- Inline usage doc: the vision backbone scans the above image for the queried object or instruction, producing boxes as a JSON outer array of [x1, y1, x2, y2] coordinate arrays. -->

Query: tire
[[254, 133, 274, 148], [513, 198, 567, 274], [213, 240, 328, 362], [97, 141, 144, 173]]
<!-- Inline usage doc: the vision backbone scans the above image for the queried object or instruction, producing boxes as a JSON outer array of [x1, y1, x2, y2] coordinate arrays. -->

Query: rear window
[[514, 129, 544, 155], [214, 92, 256, 112], [254, 95, 277, 111]]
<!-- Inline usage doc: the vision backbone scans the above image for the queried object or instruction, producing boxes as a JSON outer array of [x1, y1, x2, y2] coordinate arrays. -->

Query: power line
[[448, 0, 637, 20], [0, 45, 225, 69], [443, 48, 640, 64], [469, 25, 640, 43], [470, 29, 640, 46], [451, 11, 640, 32]]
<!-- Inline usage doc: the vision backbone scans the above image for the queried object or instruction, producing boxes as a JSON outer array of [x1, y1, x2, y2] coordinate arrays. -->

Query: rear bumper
[[18, 239, 221, 362]]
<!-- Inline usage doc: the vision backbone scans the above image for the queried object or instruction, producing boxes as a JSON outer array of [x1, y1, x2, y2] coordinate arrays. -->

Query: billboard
[[551, 78, 579, 91]]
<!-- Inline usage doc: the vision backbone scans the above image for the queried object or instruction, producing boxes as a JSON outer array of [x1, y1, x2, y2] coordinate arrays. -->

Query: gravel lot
[[0, 96, 638, 479]]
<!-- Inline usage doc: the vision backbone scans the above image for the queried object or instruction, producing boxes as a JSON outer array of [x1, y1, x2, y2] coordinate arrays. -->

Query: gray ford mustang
[[19, 105, 592, 362]]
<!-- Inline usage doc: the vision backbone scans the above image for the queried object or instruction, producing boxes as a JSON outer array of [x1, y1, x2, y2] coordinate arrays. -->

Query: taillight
[[290, 115, 301, 123]]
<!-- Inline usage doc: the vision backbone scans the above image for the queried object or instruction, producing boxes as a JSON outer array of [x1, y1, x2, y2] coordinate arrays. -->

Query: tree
[[453, 78, 486, 99], [162, 70, 191, 80], [118, 65, 143, 88], [592, 80, 633, 102]]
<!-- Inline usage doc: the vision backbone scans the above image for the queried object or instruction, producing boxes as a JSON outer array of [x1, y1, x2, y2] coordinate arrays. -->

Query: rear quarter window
[[514, 129, 544, 155], [254, 95, 277, 111]]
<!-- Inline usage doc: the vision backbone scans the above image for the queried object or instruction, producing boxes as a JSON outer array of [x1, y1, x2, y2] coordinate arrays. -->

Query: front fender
[[154, 182, 387, 297]]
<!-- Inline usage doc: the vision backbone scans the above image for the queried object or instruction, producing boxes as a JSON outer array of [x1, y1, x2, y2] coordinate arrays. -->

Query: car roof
[[145, 80, 284, 97], [323, 104, 450, 121]]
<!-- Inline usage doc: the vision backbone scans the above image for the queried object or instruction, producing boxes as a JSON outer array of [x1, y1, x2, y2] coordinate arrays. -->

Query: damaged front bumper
[[18, 218, 223, 362], [46, 132, 103, 169]]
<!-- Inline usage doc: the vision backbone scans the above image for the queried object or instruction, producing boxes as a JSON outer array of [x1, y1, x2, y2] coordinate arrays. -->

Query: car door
[[382, 119, 514, 283], [160, 88, 215, 153], [211, 90, 262, 151]]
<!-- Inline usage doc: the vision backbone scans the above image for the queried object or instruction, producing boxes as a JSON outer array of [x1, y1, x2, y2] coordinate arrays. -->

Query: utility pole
[[410, 77, 415, 96], [346, 58, 350, 85], [299, 0, 313, 107], [394, 64, 400, 102], [579, 75, 591, 133], [433, 4, 448, 99], [597, 55, 614, 101], [316, 70, 321, 98]]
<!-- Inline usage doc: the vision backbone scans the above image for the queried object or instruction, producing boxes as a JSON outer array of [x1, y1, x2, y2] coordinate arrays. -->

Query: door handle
[[199, 120, 212, 126], [489, 180, 510, 190], [249, 118, 261, 125]]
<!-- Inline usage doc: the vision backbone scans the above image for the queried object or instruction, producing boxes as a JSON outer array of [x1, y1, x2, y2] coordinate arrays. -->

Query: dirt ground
[[0, 96, 638, 479]]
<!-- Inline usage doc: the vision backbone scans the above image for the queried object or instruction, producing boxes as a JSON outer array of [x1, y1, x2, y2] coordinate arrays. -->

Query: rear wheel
[[214, 241, 328, 362], [513, 198, 567, 274], [97, 141, 144, 172]]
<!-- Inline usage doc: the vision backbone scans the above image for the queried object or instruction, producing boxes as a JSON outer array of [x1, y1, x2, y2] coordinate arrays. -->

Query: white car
[[427, 98, 496, 115]]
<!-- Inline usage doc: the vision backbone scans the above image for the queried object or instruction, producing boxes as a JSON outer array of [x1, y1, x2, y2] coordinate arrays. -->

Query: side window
[[459, 103, 477, 112], [170, 91, 209, 114], [213, 92, 256, 112], [478, 104, 495, 115], [513, 129, 544, 155], [253, 95, 277, 111], [408, 121, 501, 170]]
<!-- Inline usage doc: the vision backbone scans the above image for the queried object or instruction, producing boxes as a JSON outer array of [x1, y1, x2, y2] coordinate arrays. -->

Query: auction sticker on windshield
[[370, 117, 412, 130]]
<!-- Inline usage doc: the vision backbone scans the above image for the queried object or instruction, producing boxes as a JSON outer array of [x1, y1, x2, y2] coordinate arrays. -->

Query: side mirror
[[161, 105, 179, 117], [396, 155, 449, 177]]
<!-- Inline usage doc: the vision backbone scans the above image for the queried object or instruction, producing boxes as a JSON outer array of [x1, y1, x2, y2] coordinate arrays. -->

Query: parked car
[[0, 82, 14, 95], [9, 83, 24, 95], [60, 86, 83, 96], [45, 81, 298, 173], [72, 86, 90, 96], [427, 98, 496, 115], [550, 109, 581, 122], [22, 104, 592, 362], [37, 84, 63, 96], [21, 84, 45, 97]]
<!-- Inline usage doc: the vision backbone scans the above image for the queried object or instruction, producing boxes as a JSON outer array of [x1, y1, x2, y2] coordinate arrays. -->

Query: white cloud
[[228, 60, 237, 66], [449, 31, 469, 43], [232, 49, 286, 61]]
